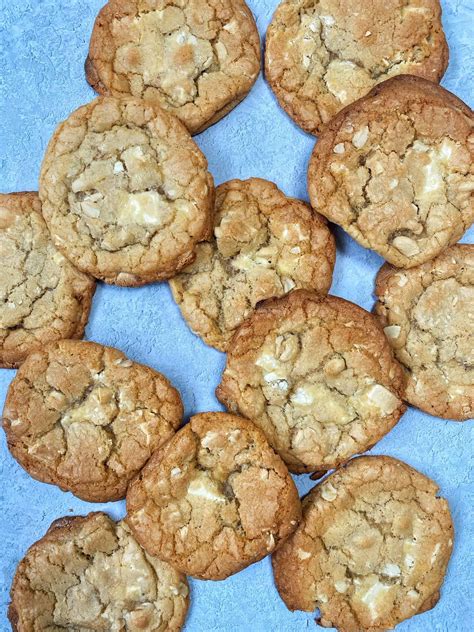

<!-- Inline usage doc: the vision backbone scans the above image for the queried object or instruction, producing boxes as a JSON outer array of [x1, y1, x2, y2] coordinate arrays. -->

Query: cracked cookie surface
[[86, 0, 261, 134], [265, 0, 448, 135], [0, 193, 95, 369], [374, 244, 474, 420], [272, 455, 453, 632], [39, 96, 214, 286], [126, 412, 301, 580], [308, 76, 474, 268], [8, 512, 189, 632], [3, 340, 183, 502], [169, 178, 335, 351], [216, 290, 406, 473]]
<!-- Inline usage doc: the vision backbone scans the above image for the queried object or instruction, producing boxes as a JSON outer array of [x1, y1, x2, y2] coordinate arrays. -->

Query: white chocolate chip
[[297, 548, 311, 560], [382, 563, 401, 577], [283, 277, 296, 292], [171, 467, 182, 477], [188, 476, 226, 503], [81, 201, 101, 218], [321, 482, 338, 502], [114, 358, 132, 368], [228, 429, 241, 444], [392, 236, 420, 257], [366, 384, 399, 415], [352, 126, 369, 149], [113, 160, 124, 174], [335, 579, 349, 593], [201, 431, 218, 448], [383, 325, 401, 340], [334, 143, 345, 154], [267, 533, 275, 550], [320, 15, 335, 26]]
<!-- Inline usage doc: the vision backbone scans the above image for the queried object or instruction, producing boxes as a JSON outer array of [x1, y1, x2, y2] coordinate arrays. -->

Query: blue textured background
[[0, 1, 473, 630]]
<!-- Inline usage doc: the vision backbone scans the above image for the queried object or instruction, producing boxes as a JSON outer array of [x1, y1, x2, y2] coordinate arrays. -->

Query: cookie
[[8, 512, 189, 631], [2, 340, 183, 502], [126, 412, 301, 580], [86, 0, 261, 134], [169, 178, 335, 351], [216, 290, 406, 473], [374, 244, 474, 421], [272, 456, 454, 632], [308, 76, 474, 268], [0, 193, 95, 369], [265, 0, 448, 135], [39, 96, 214, 286]]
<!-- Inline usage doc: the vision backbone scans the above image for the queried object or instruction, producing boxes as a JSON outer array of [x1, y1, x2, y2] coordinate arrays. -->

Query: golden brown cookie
[[126, 412, 301, 580], [86, 0, 261, 134], [308, 76, 474, 268], [265, 0, 448, 135], [2, 340, 183, 502], [216, 290, 406, 473], [169, 178, 335, 351], [39, 96, 214, 286], [0, 193, 95, 369], [9, 512, 189, 631], [272, 456, 454, 632], [374, 244, 474, 421]]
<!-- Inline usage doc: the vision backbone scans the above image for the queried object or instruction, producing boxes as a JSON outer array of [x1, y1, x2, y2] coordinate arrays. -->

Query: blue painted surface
[[0, 1, 472, 630]]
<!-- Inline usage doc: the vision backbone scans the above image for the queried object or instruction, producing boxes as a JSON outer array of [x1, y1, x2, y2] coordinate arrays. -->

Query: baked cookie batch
[[1, 0, 472, 630]]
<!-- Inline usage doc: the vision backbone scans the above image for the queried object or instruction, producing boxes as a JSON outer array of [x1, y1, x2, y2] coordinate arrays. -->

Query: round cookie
[[308, 76, 474, 268], [265, 0, 448, 135], [169, 178, 335, 351], [126, 412, 301, 580], [39, 96, 214, 286], [0, 192, 95, 369], [374, 244, 474, 421], [86, 0, 261, 134], [9, 512, 189, 631], [216, 290, 406, 473], [2, 340, 183, 502], [272, 456, 454, 632]]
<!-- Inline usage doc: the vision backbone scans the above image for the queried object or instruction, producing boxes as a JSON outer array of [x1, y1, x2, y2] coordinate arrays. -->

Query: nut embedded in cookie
[[216, 290, 406, 473], [39, 96, 214, 285], [2, 340, 183, 502], [374, 244, 474, 421], [308, 75, 474, 268], [272, 456, 454, 632], [126, 412, 301, 580], [169, 178, 336, 351], [265, 0, 449, 135], [0, 192, 96, 369], [8, 512, 189, 631], [86, 0, 261, 134]]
